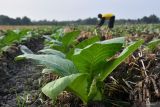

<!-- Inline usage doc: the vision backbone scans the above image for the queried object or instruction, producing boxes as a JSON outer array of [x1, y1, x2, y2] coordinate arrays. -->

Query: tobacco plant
[[16, 34, 143, 105]]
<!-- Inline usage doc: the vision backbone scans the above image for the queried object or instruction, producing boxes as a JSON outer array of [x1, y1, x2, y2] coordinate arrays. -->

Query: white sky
[[0, 0, 159, 21]]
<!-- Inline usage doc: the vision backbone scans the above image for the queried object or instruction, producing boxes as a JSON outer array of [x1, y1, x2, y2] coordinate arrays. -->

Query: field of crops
[[0, 24, 160, 107]]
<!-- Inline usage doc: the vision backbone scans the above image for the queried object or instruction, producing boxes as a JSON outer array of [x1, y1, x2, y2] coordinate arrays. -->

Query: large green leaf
[[61, 31, 80, 47], [76, 36, 100, 48], [147, 39, 160, 51], [99, 39, 144, 81], [66, 36, 99, 59], [43, 35, 62, 48], [50, 39, 63, 46], [20, 45, 33, 54], [72, 37, 124, 75], [68, 73, 89, 103], [38, 49, 66, 58], [42, 73, 83, 100], [88, 78, 102, 102], [16, 54, 78, 76]]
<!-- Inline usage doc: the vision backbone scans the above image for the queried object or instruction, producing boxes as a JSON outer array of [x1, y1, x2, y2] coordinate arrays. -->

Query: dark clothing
[[108, 16, 115, 28], [98, 16, 115, 28], [98, 17, 105, 27]]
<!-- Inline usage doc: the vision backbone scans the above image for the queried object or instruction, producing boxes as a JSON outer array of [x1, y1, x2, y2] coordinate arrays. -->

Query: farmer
[[96, 13, 115, 28]]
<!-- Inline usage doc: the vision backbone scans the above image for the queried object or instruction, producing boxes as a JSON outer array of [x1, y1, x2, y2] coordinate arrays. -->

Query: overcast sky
[[0, 0, 159, 21]]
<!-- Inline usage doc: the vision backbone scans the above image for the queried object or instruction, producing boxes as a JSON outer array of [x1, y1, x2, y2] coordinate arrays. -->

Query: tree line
[[0, 15, 31, 25], [0, 14, 159, 25]]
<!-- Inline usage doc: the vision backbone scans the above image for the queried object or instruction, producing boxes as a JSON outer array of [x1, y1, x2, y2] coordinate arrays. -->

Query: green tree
[[148, 14, 159, 23], [21, 16, 31, 25]]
